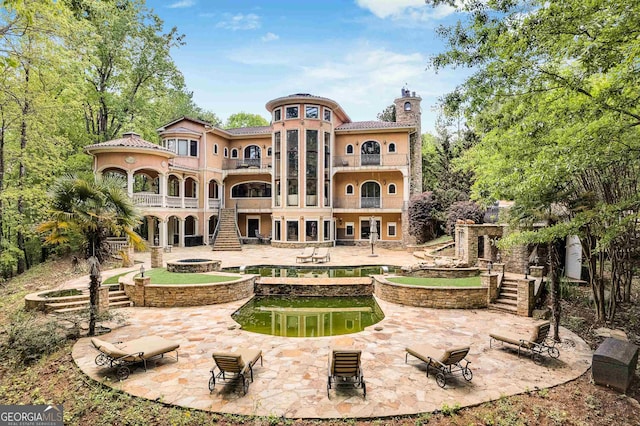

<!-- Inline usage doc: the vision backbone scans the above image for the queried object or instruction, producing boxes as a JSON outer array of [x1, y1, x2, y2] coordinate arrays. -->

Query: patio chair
[[296, 247, 315, 263], [209, 348, 263, 395], [489, 321, 560, 364], [312, 247, 330, 263], [405, 344, 472, 388], [91, 336, 179, 380], [327, 348, 366, 399]]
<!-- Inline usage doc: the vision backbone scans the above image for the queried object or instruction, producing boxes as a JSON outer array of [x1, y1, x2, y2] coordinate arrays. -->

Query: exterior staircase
[[45, 286, 133, 314], [211, 208, 243, 251], [489, 277, 519, 314]]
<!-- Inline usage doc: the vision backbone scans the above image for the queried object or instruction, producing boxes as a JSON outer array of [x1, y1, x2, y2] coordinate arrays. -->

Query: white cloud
[[167, 0, 195, 9], [261, 32, 279, 42], [355, 0, 456, 21], [216, 13, 261, 31]]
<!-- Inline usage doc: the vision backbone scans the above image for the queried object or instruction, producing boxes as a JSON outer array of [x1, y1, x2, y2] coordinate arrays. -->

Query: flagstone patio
[[70, 245, 592, 419]]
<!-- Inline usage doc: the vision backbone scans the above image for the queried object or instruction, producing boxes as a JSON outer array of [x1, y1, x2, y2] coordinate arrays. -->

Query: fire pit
[[166, 259, 221, 273]]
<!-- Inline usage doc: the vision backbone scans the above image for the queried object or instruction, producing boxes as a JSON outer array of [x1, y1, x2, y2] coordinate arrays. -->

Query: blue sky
[[146, 0, 471, 133]]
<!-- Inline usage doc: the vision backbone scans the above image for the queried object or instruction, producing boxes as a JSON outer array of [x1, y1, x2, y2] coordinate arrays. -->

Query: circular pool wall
[[166, 259, 221, 273]]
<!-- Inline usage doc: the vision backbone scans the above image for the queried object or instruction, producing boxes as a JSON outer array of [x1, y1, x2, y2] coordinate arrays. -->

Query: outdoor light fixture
[[525, 265, 530, 279], [140, 265, 145, 278], [488, 261, 493, 273]]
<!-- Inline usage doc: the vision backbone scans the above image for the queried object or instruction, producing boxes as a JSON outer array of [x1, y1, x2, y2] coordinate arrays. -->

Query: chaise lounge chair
[[91, 336, 179, 380], [327, 348, 366, 399], [312, 247, 330, 263], [296, 247, 315, 263], [209, 348, 263, 395], [489, 321, 560, 364], [405, 344, 473, 388]]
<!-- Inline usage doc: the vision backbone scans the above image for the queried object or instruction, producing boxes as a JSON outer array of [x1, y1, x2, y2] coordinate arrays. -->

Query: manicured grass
[[102, 272, 128, 285], [387, 276, 481, 287], [140, 268, 238, 285]]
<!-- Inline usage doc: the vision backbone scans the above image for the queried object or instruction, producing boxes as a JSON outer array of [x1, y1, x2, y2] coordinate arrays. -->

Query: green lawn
[[102, 272, 128, 285], [387, 276, 481, 287], [140, 268, 239, 285]]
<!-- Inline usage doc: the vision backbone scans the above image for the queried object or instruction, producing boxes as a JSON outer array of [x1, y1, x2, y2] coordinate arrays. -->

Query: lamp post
[[488, 261, 493, 274], [140, 265, 145, 278], [525, 265, 530, 279]]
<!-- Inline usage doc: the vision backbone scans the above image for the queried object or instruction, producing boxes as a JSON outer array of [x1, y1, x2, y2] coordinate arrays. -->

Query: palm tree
[[38, 174, 144, 335]]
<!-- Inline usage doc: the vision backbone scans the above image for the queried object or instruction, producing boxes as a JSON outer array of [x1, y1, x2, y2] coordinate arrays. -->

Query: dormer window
[[404, 101, 412, 111]]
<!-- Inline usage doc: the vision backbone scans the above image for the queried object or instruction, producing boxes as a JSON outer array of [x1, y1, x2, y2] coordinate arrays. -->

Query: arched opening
[[133, 170, 159, 194], [167, 215, 181, 246], [361, 181, 381, 208], [208, 180, 221, 209], [208, 215, 218, 242], [361, 140, 380, 165], [244, 145, 261, 167], [231, 182, 271, 198], [102, 168, 127, 189]]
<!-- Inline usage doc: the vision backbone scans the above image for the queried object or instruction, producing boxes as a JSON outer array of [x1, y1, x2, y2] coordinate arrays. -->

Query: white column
[[179, 218, 185, 247], [160, 174, 167, 207], [161, 218, 168, 248], [127, 171, 134, 196], [181, 178, 185, 208]]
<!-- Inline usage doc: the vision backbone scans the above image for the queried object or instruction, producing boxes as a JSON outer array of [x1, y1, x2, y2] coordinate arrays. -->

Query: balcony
[[333, 153, 409, 168], [234, 198, 272, 211], [208, 198, 221, 209], [333, 197, 404, 210], [132, 193, 162, 207], [184, 197, 198, 208], [223, 158, 272, 171]]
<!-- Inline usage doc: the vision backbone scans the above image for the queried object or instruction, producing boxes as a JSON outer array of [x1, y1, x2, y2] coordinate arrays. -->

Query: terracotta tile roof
[[85, 132, 172, 153], [335, 121, 414, 130], [160, 126, 202, 135], [225, 126, 272, 135]]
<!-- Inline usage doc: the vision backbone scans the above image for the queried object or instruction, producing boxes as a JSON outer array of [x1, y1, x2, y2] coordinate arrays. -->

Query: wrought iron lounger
[[327, 348, 366, 399], [489, 321, 560, 364], [209, 348, 263, 395], [91, 336, 179, 380], [405, 344, 472, 388], [312, 247, 330, 263]]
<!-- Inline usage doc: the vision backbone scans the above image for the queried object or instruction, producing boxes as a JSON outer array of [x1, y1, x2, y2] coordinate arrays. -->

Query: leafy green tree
[[408, 191, 442, 243], [427, 0, 640, 326], [38, 174, 144, 335], [377, 104, 395, 122], [224, 111, 269, 129]]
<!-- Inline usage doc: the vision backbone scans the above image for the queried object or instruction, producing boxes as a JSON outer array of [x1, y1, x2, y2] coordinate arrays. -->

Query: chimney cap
[[122, 131, 141, 138]]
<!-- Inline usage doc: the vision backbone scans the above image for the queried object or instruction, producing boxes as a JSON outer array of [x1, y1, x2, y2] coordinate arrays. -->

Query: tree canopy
[[428, 0, 640, 321], [224, 111, 269, 129]]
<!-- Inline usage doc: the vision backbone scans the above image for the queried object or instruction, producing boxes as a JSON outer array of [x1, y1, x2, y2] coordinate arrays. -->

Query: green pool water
[[232, 296, 385, 337], [223, 265, 399, 278]]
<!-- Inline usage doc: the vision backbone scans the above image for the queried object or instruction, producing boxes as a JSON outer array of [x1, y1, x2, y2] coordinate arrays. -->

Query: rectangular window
[[305, 130, 318, 206], [274, 132, 281, 179], [388, 222, 397, 237], [323, 108, 331, 121], [305, 220, 318, 241], [287, 221, 299, 242], [287, 130, 298, 206], [177, 139, 188, 156], [324, 220, 330, 241], [286, 106, 299, 119], [274, 220, 281, 241], [360, 219, 381, 239], [189, 140, 198, 157], [345, 222, 354, 236], [324, 132, 331, 207], [305, 105, 319, 119], [274, 108, 282, 121]]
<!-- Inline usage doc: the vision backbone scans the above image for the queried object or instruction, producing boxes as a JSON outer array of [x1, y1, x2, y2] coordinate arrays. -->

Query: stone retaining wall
[[373, 275, 488, 309], [256, 277, 372, 296], [399, 267, 479, 279], [123, 275, 255, 307]]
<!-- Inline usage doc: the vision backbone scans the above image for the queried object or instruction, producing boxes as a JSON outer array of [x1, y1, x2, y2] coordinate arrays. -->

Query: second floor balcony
[[223, 158, 272, 171], [333, 196, 404, 210], [333, 153, 408, 168]]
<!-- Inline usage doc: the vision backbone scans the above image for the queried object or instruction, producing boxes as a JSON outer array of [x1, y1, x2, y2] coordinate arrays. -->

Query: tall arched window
[[361, 181, 381, 208], [404, 101, 411, 111], [361, 141, 380, 165]]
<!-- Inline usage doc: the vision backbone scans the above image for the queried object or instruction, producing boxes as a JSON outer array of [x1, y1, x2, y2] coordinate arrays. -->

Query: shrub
[[408, 191, 442, 243], [445, 200, 485, 236], [1, 311, 68, 366]]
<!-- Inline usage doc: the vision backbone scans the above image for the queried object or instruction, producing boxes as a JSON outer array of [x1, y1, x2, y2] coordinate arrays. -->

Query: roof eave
[[84, 146, 175, 159], [335, 125, 415, 134]]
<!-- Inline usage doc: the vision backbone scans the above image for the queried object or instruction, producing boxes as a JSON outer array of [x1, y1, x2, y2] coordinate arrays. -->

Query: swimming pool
[[232, 296, 385, 337]]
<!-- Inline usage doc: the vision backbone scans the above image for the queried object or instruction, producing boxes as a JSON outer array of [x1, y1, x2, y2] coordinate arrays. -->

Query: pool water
[[223, 265, 398, 278], [232, 296, 385, 337]]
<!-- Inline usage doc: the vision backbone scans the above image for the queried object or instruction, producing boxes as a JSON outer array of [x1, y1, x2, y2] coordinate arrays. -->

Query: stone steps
[[490, 278, 519, 313], [48, 289, 133, 314], [212, 208, 242, 251]]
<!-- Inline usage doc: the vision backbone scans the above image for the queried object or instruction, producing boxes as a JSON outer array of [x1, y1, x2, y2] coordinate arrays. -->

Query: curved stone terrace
[[69, 245, 592, 419]]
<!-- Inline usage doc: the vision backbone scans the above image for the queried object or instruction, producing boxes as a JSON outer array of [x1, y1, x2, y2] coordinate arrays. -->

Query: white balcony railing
[[208, 198, 221, 209], [333, 197, 404, 209], [184, 198, 198, 208], [132, 193, 162, 207], [166, 196, 181, 208], [333, 153, 409, 168]]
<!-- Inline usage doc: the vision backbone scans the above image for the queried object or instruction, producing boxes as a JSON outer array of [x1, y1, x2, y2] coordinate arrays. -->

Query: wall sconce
[[525, 265, 530, 279], [383, 179, 387, 185], [383, 140, 387, 145], [263, 145, 266, 149], [300, 216, 304, 221], [355, 142, 359, 147], [339, 218, 343, 225], [281, 122, 285, 126]]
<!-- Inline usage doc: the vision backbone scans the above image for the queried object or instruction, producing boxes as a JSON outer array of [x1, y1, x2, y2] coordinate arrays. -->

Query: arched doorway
[[361, 140, 380, 165], [361, 181, 381, 208]]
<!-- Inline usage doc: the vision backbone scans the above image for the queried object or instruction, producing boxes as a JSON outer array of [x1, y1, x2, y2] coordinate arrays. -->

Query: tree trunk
[[548, 240, 561, 342], [17, 65, 30, 274], [88, 256, 101, 336]]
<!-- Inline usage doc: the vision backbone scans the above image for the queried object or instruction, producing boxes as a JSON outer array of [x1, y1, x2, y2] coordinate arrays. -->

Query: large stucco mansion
[[85, 89, 423, 249]]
